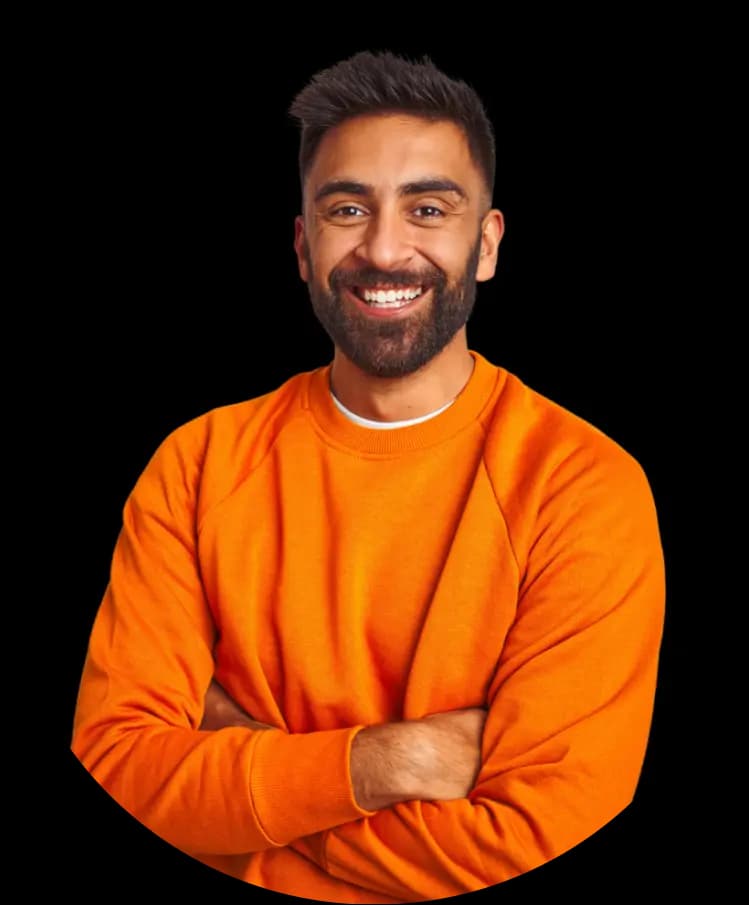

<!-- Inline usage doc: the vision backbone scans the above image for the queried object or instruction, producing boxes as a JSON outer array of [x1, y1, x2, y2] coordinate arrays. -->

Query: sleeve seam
[[196, 407, 308, 536], [479, 445, 521, 577]]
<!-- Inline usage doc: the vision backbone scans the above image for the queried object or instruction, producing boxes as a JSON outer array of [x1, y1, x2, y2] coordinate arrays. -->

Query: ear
[[294, 215, 310, 283], [476, 209, 505, 282]]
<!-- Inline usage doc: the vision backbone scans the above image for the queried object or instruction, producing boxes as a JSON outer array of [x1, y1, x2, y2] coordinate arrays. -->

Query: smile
[[353, 286, 424, 306], [345, 286, 430, 318]]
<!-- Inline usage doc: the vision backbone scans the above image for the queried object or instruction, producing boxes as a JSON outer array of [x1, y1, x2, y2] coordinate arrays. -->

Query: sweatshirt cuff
[[249, 725, 376, 846]]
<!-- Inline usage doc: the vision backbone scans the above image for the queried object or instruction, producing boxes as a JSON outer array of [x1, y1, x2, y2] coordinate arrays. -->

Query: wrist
[[350, 720, 430, 811]]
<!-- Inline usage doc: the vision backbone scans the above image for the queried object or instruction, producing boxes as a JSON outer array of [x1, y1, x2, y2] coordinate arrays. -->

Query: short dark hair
[[288, 50, 496, 212]]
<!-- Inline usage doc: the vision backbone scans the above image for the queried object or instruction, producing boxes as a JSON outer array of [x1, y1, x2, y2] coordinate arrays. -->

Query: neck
[[329, 332, 475, 423]]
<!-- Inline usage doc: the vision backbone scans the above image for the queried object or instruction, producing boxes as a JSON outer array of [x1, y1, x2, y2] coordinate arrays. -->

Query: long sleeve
[[297, 439, 665, 901], [71, 420, 373, 857]]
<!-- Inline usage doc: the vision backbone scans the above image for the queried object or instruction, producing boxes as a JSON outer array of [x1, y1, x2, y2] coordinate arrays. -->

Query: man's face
[[294, 114, 500, 379]]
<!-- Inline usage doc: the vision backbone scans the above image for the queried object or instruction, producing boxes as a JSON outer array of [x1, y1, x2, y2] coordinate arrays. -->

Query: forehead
[[307, 114, 480, 201]]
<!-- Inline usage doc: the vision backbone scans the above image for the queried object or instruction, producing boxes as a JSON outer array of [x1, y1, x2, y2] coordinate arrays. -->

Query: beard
[[303, 231, 482, 379]]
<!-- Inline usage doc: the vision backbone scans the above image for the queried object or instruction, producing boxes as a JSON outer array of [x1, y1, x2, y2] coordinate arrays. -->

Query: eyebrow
[[313, 177, 469, 204]]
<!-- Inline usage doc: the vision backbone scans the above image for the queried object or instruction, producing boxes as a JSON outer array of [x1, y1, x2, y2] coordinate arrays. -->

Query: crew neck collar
[[302, 350, 504, 455], [330, 388, 455, 429]]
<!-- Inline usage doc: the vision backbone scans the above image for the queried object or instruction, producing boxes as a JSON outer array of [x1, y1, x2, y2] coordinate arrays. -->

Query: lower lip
[[345, 286, 430, 318]]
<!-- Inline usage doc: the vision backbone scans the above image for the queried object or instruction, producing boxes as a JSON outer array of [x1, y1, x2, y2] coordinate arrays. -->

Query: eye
[[329, 205, 445, 219], [413, 206, 445, 219], [330, 206, 366, 218]]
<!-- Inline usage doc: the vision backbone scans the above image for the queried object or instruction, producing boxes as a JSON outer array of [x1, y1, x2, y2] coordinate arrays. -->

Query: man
[[72, 50, 665, 902]]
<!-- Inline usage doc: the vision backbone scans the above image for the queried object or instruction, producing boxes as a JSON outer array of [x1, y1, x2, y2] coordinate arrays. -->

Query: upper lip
[[353, 284, 424, 292]]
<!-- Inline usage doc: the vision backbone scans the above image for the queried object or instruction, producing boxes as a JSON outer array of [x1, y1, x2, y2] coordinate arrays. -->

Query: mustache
[[330, 269, 446, 291]]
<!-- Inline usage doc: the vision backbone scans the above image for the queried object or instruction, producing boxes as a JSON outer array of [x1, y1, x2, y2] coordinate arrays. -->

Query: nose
[[353, 204, 416, 273]]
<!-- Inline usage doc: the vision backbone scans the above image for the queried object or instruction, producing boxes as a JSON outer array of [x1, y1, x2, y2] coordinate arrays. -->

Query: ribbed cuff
[[249, 725, 376, 846]]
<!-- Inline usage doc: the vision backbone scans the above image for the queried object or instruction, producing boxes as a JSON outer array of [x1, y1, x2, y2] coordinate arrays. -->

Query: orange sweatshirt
[[72, 350, 665, 902]]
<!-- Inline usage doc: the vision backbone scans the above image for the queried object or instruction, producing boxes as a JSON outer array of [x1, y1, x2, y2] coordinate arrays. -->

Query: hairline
[[302, 111, 492, 215]]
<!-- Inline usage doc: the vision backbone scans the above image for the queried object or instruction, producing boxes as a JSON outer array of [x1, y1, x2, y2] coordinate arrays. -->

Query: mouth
[[344, 284, 431, 318]]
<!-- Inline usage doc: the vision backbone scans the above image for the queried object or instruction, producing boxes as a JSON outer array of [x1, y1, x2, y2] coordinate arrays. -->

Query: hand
[[199, 679, 275, 732], [351, 707, 487, 811]]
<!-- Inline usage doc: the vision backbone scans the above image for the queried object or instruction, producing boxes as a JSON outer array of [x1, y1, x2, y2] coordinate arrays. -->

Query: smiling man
[[72, 51, 665, 902]]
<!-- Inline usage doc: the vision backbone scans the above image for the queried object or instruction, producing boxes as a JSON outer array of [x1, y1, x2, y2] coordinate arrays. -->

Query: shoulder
[[482, 366, 647, 483], [479, 366, 659, 556], [131, 368, 315, 510]]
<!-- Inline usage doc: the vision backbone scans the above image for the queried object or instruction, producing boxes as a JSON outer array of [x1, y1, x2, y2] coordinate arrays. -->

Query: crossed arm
[[200, 680, 488, 812], [72, 423, 665, 901]]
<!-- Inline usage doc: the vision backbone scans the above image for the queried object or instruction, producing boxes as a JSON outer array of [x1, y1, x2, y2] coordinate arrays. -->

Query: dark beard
[[304, 232, 482, 379]]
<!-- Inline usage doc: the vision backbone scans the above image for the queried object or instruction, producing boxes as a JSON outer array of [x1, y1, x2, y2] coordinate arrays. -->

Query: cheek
[[315, 246, 355, 285]]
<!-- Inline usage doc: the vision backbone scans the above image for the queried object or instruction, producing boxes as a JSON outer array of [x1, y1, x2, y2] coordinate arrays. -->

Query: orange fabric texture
[[72, 350, 665, 902]]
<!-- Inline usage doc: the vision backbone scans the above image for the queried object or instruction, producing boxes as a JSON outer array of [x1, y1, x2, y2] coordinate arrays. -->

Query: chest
[[198, 445, 519, 728]]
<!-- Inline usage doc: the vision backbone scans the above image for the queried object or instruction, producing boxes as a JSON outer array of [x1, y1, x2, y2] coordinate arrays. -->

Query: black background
[[47, 23, 702, 902]]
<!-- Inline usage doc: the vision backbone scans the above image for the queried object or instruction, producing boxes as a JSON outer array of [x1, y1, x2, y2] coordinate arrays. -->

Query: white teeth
[[362, 286, 423, 306]]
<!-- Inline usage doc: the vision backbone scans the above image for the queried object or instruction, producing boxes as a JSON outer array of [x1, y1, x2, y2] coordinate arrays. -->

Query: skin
[[201, 112, 503, 806], [293, 113, 504, 422]]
